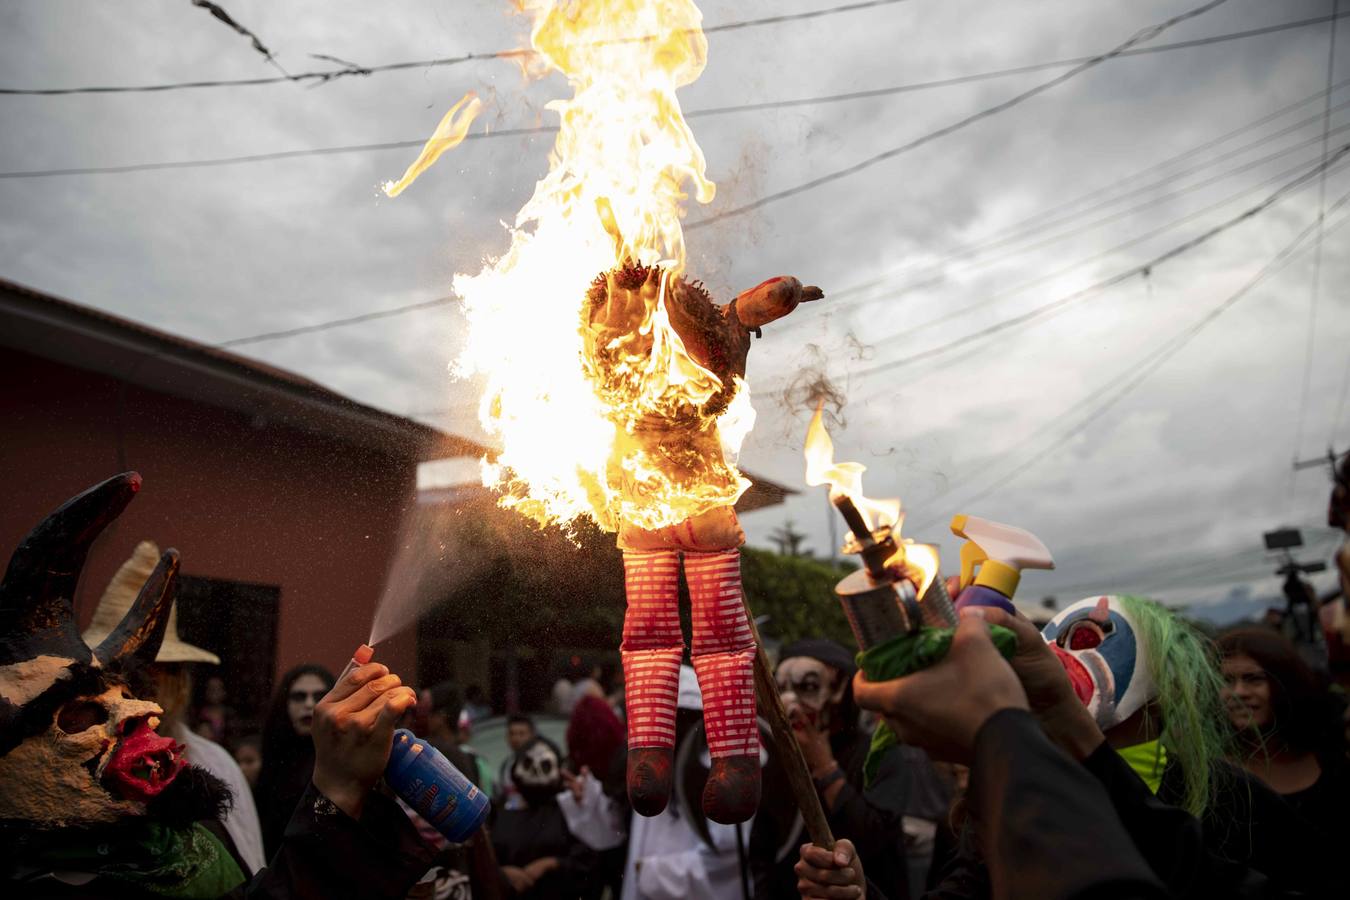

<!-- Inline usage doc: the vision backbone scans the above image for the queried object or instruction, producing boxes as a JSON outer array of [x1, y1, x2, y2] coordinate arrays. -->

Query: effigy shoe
[[627, 746, 674, 817], [702, 754, 760, 824]]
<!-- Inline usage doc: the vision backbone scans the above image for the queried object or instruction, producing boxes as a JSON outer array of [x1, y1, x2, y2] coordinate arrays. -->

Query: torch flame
[[903, 542, 940, 598], [439, 0, 749, 533], [803, 403, 901, 533]]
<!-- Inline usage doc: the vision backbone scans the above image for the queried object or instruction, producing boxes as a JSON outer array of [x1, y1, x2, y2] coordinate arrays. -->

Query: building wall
[[1, 350, 420, 695]]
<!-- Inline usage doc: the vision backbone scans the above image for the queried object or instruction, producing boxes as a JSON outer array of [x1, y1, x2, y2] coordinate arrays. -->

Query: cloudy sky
[[3, 0, 1347, 621]]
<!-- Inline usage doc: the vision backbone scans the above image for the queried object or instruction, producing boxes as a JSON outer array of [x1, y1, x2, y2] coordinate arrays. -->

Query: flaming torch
[[803, 404, 956, 648]]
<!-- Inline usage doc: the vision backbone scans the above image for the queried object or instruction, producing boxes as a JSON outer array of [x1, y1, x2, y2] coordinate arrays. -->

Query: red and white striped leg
[[620, 549, 683, 816], [685, 548, 761, 823]]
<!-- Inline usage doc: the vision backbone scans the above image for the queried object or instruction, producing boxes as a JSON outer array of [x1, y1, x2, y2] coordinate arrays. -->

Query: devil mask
[[1042, 595, 1157, 731], [0, 473, 187, 829]]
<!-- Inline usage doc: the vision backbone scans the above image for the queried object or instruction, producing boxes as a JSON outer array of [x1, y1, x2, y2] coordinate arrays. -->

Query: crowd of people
[[2, 456, 1349, 899]]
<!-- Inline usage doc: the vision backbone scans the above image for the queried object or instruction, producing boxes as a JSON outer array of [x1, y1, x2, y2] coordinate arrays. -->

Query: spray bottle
[[949, 514, 1055, 615], [336, 644, 491, 843]]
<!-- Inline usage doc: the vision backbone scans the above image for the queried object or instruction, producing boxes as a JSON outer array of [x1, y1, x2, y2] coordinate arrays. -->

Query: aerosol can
[[337, 645, 491, 842]]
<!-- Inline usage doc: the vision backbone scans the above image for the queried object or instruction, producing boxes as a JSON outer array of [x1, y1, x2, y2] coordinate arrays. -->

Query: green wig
[[1117, 595, 1233, 819]]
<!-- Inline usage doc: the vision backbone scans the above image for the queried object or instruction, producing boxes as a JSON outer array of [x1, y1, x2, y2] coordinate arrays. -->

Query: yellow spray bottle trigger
[[949, 514, 1054, 599]]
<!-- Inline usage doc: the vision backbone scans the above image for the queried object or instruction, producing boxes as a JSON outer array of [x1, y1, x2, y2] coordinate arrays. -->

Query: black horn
[[93, 549, 179, 667], [0, 473, 142, 667]]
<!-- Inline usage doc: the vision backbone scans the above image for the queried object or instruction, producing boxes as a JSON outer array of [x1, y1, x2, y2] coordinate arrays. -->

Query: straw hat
[[82, 541, 221, 665]]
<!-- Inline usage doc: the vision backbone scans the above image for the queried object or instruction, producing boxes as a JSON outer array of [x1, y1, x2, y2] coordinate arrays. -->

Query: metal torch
[[831, 493, 956, 651]]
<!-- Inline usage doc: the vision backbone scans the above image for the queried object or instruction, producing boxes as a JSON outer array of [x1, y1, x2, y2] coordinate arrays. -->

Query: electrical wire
[[842, 144, 1350, 383], [1292, 0, 1342, 484], [217, 294, 454, 347], [0, 0, 912, 96], [6, 16, 1341, 180], [684, 0, 1235, 230], [906, 188, 1350, 533]]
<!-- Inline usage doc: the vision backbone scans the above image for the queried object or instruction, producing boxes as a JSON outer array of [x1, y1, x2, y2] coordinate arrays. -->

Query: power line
[[217, 294, 454, 347], [822, 82, 1350, 310], [685, 0, 1235, 230], [843, 143, 1350, 383], [6, 15, 1340, 181], [0, 0, 911, 96], [815, 111, 1350, 331], [908, 188, 1350, 531]]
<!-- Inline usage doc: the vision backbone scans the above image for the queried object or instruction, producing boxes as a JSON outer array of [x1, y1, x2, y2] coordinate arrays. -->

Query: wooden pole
[[742, 599, 836, 850]]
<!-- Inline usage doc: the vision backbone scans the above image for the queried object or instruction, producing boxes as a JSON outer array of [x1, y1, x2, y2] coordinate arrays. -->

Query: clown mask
[[1042, 596, 1156, 732], [0, 473, 186, 829], [776, 656, 846, 734]]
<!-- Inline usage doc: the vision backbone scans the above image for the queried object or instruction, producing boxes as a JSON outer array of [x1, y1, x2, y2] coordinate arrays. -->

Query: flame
[[383, 91, 483, 198], [446, 0, 747, 533], [803, 403, 901, 532], [903, 542, 940, 597]]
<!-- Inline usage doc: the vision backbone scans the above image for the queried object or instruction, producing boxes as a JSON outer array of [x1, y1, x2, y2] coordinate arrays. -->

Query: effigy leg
[[620, 548, 684, 816], [686, 548, 760, 823]]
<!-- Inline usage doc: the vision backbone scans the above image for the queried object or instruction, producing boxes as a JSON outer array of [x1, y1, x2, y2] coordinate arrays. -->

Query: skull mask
[[0, 473, 187, 829], [1042, 595, 1156, 732], [511, 737, 562, 806]]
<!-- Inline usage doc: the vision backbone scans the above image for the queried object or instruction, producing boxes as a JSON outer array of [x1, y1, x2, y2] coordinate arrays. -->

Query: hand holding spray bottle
[[337, 644, 491, 843]]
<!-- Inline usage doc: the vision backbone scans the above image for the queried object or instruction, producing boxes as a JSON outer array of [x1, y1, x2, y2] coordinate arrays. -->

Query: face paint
[[776, 656, 845, 733], [1042, 595, 1156, 731]]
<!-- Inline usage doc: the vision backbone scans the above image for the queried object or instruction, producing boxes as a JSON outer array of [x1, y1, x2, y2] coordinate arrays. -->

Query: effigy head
[[0, 473, 186, 828]]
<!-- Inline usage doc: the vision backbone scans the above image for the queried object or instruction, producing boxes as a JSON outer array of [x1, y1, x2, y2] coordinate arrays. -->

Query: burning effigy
[[386, 0, 824, 823]]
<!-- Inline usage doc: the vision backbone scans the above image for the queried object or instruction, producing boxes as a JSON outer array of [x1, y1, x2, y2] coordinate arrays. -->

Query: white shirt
[[175, 726, 267, 875], [620, 804, 750, 900]]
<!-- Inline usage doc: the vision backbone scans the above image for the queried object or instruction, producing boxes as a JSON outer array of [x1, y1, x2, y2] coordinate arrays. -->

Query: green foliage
[[740, 546, 857, 648]]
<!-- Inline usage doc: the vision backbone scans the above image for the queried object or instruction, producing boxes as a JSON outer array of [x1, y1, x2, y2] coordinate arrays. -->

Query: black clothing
[[751, 724, 908, 899], [961, 709, 1168, 900], [1281, 755, 1350, 852], [7, 782, 436, 899], [490, 801, 598, 898], [255, 739, 316, 859]]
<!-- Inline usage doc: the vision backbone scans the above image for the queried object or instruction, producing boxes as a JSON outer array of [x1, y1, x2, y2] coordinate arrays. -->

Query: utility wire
[[907, 189, 1350, 532], [1293, 0, 1342, 482], [0, 0, 910, 96], [824, 82, 1350, 308], [685, 0, 1234, 229], [816, 112, 1350, 330], [217, 295, 454, 347], [844, 143, 1350, 382], [5, 15, 1338, 180]]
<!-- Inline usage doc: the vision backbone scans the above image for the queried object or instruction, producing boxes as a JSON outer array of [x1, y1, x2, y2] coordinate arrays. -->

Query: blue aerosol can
[[385, 728, 490, 842]]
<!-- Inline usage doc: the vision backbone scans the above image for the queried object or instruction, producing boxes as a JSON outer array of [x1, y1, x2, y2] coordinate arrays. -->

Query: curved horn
[[0, 472, 142, 667], [94, 549, 179, 667]]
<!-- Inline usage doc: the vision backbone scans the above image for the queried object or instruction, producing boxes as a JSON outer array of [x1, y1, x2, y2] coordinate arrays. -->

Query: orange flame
[[443, 0, 746, 533]]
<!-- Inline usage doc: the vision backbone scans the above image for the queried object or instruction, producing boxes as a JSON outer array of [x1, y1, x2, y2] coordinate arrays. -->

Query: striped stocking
[[620, 550, 683, 751], [686, 549, 759, 759]]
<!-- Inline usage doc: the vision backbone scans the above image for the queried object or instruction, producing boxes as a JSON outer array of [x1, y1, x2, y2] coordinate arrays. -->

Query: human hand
[[795, 839, 865, 899], [523, 857, 559, 882], [310, 661, 417, 819], [852, 613, 1029, 763], [501, 865, 535, 893], [561, 766, 591, 804], [971, 605, 1104, 759]]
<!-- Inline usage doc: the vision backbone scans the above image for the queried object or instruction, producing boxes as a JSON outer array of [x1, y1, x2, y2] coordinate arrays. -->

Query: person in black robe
[[254, 663, 335, 858], [490, 736, 599, 897]]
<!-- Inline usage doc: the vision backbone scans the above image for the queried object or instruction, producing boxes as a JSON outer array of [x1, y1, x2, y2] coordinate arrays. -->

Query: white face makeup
[[776, 656, 846, 730], [288, 674, 328, 736]]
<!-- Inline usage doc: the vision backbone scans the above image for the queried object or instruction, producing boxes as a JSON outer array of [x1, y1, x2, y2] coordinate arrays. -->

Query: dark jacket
[[919, 710, 1167, 900], [490, 800, 599, 898], [7, 783, 436, 899], [751, 724, 909, 899]]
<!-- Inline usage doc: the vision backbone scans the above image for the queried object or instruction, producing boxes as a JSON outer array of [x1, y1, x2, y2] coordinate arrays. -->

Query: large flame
[[446, 0, 750, 533]]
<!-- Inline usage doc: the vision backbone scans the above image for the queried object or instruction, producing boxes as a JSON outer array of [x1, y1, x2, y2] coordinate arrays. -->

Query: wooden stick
[[742, 598, 836, 850]]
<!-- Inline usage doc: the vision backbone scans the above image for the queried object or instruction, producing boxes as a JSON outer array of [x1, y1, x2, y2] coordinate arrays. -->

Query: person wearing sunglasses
[[256, 664, 337, 857]]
